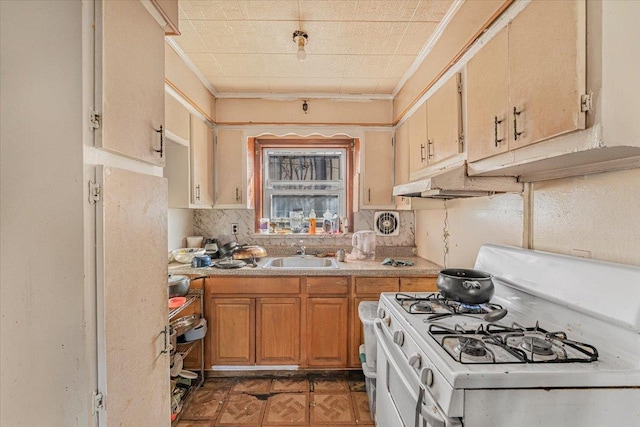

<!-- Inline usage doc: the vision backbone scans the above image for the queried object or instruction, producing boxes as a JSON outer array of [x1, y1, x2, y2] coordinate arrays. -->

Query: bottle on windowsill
[[323, 209, 332, 233], [309, 209, 316, 234]]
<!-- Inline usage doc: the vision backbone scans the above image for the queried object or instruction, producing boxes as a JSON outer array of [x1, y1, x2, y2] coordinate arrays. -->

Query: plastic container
[[358, 301, 379, 370], [361, 356, 377, 418]]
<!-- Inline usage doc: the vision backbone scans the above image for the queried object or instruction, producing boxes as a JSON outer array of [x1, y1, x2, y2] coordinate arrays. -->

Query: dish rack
[[169, 288, 205, 425]]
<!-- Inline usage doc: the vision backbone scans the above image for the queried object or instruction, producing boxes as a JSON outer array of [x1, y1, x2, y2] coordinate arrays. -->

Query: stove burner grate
[[429, 322, 598, 364]]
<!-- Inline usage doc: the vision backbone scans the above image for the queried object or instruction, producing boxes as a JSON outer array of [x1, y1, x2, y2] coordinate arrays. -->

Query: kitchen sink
[[262, 256, 340, 269]]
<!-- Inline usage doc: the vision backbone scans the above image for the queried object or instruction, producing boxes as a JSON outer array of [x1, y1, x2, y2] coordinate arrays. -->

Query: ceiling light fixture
[[292, 30, 308, 62]]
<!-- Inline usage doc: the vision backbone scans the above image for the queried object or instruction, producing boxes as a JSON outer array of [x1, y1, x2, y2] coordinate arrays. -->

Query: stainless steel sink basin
[[262, 256, 339, 269]]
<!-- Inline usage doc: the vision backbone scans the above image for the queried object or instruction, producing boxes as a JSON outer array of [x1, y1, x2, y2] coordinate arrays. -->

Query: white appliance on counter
[[374, 244, 640, 427]]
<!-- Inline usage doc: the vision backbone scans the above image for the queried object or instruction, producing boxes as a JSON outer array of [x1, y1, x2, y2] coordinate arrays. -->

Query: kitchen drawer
[[306, 276, 348, 295], [206, 277, 300, 294], [355, 277, 399, 294], [400, 277, 437, 293]]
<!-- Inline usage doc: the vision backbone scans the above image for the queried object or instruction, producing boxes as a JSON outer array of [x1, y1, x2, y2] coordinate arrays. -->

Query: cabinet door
[[210, 298, 255, 365], [214, 129, 245, 207], [190, 116, 214, 206], [466, 28, 510, 162], [307, 298, 348, 367], [394, 122, 412, 210], [508, 0, 586, 150], [96, 167, 169, 426], [95, 0, 165, 166], [256, 298, 301, 365], [408, 102, 428, 178], [165, 92, 190, 146], [362, 130, 394, 207], [426, 74, 462, 165]]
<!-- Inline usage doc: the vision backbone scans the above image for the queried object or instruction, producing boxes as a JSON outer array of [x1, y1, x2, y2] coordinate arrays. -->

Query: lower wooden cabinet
[[210, 298, 255, 365], [206, 274, 437, 369], [209, 297, 301, 366], [307, 297, 348, 367], [256, 298, 301, 364]]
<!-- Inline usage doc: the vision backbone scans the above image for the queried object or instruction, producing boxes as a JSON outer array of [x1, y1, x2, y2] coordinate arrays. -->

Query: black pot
[[437, 268, 495, 304]]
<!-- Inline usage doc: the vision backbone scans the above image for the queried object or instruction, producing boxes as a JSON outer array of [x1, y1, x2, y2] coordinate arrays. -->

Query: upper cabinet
[[214, 130, 245, 208], [394, 122, 412, 210], [426, 74, 463, 165], [408, 73, 463, 180], [165, 92, 190, 146], [467, 0, 586, 163], [165, 93, 213, 208], [94, 0, 165, 166], [362, 130, 395, 208], [190, 116, 214, 207]]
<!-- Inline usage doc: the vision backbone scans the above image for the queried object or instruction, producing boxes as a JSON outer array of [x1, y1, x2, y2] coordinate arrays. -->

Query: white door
[[96, 166, 169, 426]]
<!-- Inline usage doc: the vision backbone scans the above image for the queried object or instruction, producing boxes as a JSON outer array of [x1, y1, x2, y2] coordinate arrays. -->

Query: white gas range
[[374, 244, 640, 427]]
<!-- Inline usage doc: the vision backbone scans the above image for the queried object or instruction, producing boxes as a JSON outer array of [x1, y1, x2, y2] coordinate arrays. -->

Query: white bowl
[[171, 248, 206, 264]]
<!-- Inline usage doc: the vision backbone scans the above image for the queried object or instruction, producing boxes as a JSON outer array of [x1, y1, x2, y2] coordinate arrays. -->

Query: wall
[[531, 168, 640, 266], [415, 194, 523, 267], [193, 209, 415, 253], [216, 97, 393, 126], [0, 1, 91, 425], [165, 41, 216, 122], [168, 208, 194, 250]]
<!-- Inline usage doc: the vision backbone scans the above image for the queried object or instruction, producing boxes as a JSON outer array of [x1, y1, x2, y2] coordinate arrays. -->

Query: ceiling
[[170, 0, 457, 98]]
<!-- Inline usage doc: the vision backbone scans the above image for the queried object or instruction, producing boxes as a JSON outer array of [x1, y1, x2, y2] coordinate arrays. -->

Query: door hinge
[[90, 111, 101, 129], [89, 181, 101, 204], [92, 391, 105, 414], [391, 137, 395, 147], [459, 133, 465, 152], [580, 93, 592, 112], [457, 81, 463, 94]]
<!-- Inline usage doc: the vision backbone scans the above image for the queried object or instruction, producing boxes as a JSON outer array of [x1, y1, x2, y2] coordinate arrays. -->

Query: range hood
[[393, 166, 523, 199]]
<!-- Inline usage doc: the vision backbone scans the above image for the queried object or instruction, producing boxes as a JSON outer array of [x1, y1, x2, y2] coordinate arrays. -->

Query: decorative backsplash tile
[[193, 209, 415, 250]]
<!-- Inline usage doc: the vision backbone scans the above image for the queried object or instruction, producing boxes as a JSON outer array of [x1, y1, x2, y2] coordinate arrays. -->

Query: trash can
[[358, 301, 379, 417]]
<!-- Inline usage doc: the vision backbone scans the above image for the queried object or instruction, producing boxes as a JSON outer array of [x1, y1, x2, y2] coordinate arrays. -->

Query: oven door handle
[[417, 385, 448, 427]]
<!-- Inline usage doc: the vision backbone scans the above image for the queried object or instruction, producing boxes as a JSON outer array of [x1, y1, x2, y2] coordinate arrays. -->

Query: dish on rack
[[170, 314, 200, 336]]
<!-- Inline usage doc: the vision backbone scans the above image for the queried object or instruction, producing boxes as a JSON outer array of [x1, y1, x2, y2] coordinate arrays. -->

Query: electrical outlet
[[231, 223, 239, 234]]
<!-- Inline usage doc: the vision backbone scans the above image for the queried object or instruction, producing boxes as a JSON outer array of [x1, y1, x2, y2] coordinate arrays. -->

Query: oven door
[[374, 318, 461, 427]]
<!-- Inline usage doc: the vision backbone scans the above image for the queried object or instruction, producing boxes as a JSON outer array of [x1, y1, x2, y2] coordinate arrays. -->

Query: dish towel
[[381, 258, 414, 267]]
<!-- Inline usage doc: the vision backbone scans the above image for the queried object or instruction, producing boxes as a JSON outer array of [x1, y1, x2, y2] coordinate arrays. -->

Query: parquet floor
[[175, 372, 374, 427]]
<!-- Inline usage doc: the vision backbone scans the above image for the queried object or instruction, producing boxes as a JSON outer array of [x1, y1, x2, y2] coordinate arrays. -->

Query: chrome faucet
[[292, 240, 306, 256]]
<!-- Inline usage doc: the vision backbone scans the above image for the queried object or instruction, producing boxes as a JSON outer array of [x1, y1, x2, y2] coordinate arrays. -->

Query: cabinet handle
[[154, 125, 164, 157], [513, 107, 523, 141], [160, 325, 169, 354], [420, 143, 426, 162], [195, 184, 200, 201], [368, 188, 371, 202], [427, 139, 434, 160], [235, 187, 241, 202], [494, 116, 504, 147]]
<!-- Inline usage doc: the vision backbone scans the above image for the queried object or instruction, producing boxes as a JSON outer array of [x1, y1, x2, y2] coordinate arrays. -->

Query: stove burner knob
[[420, 368, 434, 387], [377, 308, 386, 319], [393, 330, 404, 346], [384, 316, 391, 326], [408, 353, 422, 369]]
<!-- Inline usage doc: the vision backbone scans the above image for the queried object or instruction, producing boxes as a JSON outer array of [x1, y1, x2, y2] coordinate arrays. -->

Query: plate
[[214, 259, 246, 269], [179, 370, 198, 379], [170, 314, 200, 336], [168, 297, 186, 309]]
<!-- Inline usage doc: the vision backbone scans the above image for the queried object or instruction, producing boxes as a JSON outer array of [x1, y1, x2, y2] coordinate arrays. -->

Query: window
[[255, 139, 355, 233]]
